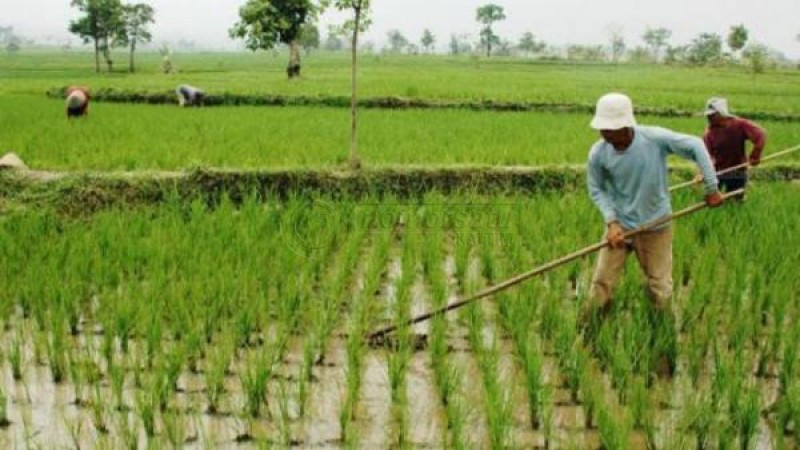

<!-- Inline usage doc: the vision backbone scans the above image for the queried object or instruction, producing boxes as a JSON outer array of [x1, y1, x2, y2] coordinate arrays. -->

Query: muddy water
[[443, 254, 490, 447], [0, 261, 791, 448]]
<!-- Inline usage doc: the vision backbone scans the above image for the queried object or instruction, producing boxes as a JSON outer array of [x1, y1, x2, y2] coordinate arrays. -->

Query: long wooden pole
[[669, 144, 800, 192], [368, 144, 800, 340], [368, 189, 744, 341]]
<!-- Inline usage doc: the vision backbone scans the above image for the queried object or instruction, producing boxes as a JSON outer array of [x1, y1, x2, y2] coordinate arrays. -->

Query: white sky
[[4, 0, 800, 57]]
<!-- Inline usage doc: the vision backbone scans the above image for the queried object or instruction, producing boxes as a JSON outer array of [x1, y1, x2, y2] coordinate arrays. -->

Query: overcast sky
[[4, 0, 800, 57]]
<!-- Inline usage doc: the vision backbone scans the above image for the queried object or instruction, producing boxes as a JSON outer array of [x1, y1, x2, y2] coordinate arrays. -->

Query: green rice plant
[[0, 386, 9, 428], [162, 410, 187, 450], [109, 360, 126, 411], [8, 332, 24, 381], [135, 378, 159, 437], [240, 351, 272, 418], [630, 376, 657, 449], [91, 384, 109, 434], [68, 348, 86, 406], [47, 327, 68, 384], [296, 336, 315, 418], [276, 379, 293, 447], [732, 385, 761, 450], [596, 399, 632, 450], [520, 337, 545, 429], [205, 339, 233, 415], [116, 413, 139, 450], [64, 415, 83, 449]]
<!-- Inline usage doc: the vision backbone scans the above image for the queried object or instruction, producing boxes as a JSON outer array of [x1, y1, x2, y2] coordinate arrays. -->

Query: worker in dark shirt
[[703, 98, 767, 195], [66, 86, 91, 119]]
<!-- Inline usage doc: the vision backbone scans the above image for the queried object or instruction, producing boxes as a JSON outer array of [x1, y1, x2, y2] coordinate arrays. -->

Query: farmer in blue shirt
[[584, 93, 723, 376]]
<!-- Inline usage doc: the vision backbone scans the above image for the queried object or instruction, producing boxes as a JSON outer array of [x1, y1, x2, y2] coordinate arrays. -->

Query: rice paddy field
[[1, 50, 800, 449]]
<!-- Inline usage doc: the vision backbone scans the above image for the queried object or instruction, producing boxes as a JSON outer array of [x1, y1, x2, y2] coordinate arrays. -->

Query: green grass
[[3, 51, 800, 114], [3, 95, 800, 170], [3, 51, 799, 170]]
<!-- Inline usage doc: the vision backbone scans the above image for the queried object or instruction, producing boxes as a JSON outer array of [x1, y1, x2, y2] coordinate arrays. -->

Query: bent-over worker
[[176, 84, 205, 107], [66, 86, 91, 119]]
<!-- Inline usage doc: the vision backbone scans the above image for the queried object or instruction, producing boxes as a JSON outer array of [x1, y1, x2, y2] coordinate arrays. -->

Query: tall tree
[[120, 3, 154, 73], [321, 0, 372, 169], [476, 4, 505, 57], [230, 0, 316, 79], [386, 29, 408, 53], [421, 29, 435, 53], [642, 27, 671, 62], [69, 0, 125, 73], [727, 24, 749, 57]]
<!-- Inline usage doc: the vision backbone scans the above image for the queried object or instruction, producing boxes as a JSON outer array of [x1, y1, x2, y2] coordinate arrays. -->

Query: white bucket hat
[[591, 93, 637, 130], [704, 97, 731, 117]]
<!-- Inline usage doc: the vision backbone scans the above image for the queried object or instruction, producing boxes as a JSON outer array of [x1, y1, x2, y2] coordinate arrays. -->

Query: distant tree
[[742, 43, 770, 74], [687, 32, 723, 65], [298, 23, 320, 54], [727, 24, 749, 57], [386, 29, 408, 53], [230, 0, 316, 79], [495, 39, 513, 57], [664, 45, 689, 65], [627, 46, 653, 64], [120, 3, 154, 73], [323, 31, 344, 51], [567, 44, 606, 61], [448, 33, 471, 55], [642, 27, 671, 62], [517, 32, 545, 56], [0, 26, 22, 54], [321, 0, 372, 169], [421, 29, 435, 53], [476, 4, 505, 57], [607, 24, 626, 64], [69, 0, 126, 73]]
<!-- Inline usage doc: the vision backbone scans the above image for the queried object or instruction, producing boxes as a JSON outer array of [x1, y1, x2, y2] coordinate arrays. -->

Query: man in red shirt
[[703, 97, 767, 195]]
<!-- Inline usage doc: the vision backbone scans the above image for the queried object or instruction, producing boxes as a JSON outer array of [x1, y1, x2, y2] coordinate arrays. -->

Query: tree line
[[68, 0, 155, 73]]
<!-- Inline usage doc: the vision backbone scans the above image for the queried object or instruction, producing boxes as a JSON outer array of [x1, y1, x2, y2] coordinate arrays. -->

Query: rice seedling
[[8, 332, 24, 381], [162, 410, 187, 450], [0, 386, 9, 428], [91, 384, 110, 434], [240, 351, 272, 418]]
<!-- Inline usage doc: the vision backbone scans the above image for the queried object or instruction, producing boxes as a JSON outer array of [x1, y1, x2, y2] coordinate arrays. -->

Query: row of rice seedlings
[[387, 220, 419, 448], [483, 217, 553, 438], [422, 226, 467, 448], [460, 235, 514, 449], [340, 226, 393, 445]]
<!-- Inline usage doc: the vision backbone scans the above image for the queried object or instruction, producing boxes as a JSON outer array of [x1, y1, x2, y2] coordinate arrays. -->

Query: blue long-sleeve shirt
[[587, 126, 719, 230]]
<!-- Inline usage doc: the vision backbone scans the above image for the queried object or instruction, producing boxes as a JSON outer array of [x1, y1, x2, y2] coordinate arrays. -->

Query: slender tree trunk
[[94, 38, 100, 73], [103, 37, 113, 72], [287, 40, 301, 79], [129, 40, 136, 73], [348, 3, 362, 170]]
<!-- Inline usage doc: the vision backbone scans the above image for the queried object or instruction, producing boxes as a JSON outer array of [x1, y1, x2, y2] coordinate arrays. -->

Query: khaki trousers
[[589, 225, 673, 311]]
